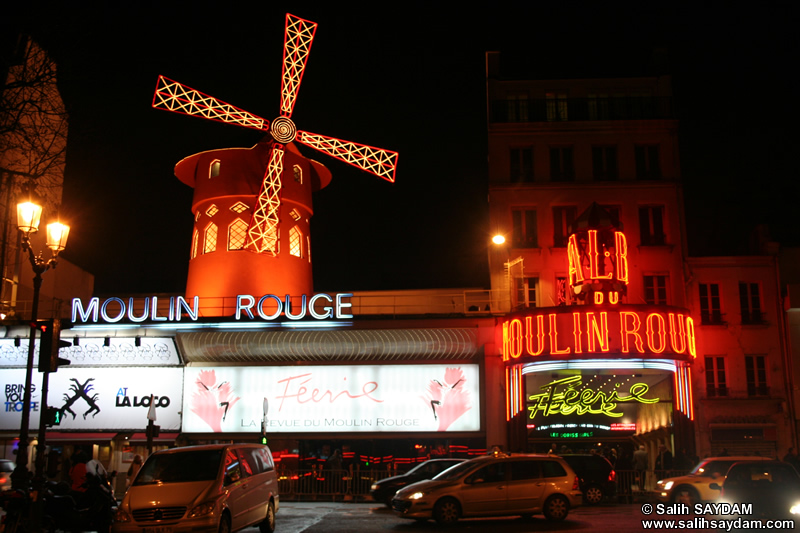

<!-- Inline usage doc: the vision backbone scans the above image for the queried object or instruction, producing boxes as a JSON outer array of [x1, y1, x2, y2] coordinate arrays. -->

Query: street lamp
[[490, 233, 524, 312], [10, 189, 70, 491]]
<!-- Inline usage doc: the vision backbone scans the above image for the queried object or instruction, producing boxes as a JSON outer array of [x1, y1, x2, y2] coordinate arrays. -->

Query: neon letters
[[501, 307, 696, 362], [527, 375, 659, 419]]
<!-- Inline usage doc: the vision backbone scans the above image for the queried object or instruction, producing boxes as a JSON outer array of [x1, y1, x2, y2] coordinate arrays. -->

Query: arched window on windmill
[[293, 164, 302, 184], [203, 223, 217, 254], [191, 229, 199, 259], [289, 226, 302, 257], [209, 159, 221, 179], [228, 219, 248, 251]]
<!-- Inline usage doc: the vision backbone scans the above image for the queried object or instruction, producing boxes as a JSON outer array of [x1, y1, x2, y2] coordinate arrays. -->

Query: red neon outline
[[588, 230, 612, 280], [525, 315, 545, 356], [615, 231, 629, 284], [586, 312, 610, 352], [619, 311, 644, 353], [646, 313, 667, 353], [609, 291, 619, 304], [572, 312, 583, 354], [549, 313, 571, 355], [297, 130, 398, 183], [509, 319, 523, 359], [686, 317, 697, 357], [281, 14, 317, 117], [668, 313, 686, 353], [502, 321, 510, 362], [594, 292, 604, 304], [567, 234, 584, 286]]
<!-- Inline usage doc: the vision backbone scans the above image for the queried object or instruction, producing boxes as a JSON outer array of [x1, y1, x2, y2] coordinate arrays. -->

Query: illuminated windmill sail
[[153, 13, 398, 255]]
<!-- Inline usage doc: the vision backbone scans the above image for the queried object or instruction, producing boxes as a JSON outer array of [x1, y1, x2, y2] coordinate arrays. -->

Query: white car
[[655, 456, 772, 505]]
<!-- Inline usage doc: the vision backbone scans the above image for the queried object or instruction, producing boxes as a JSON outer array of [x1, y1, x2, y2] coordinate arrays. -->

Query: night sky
[[4, 2, 798, 295]]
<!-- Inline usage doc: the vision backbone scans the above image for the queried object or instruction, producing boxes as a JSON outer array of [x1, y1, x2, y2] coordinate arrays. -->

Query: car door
[[506, 459, 545, 512], [222, 447, 251, 531], [460, 462, 507, 515]]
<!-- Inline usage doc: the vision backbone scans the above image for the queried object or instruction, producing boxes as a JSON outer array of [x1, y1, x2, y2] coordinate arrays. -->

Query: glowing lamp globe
[[46, 222, 70, 254], [492, 235, 506, 245], [16, 201, 43, 235]]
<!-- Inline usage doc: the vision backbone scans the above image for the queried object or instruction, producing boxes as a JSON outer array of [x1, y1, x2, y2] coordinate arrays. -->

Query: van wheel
[[433, 497, 461, 525], [218, 513, 231, 533], [543, 494, 569, 521], [259, 501, 276, 533], [584, 484, 604, 505]]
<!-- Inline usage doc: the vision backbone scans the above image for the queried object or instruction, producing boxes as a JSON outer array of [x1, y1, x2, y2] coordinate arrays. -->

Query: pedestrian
[[69, 449, 89, 492], [127, 454, 143, 487], [633, 445, 648, 490], [655, 444, 673, 477]]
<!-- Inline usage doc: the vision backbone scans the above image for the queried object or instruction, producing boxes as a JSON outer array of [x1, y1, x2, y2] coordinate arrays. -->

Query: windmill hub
[[270, 116, 297, 144]]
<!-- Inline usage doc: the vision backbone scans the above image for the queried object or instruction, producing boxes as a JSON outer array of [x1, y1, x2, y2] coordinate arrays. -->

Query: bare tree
[[0, 34, 69, 312]]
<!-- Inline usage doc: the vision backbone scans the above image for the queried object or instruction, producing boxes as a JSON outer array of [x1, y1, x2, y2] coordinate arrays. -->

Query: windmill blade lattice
[[153, 12, 398, 256]]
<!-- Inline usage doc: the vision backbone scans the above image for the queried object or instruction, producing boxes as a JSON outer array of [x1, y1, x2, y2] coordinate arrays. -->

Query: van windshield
[[135, 449, 223, 485]]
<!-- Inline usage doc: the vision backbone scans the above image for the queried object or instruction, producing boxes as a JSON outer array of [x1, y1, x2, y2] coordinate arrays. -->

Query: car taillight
[[573, 475, 580, 490], [608, 469, 616, 482]]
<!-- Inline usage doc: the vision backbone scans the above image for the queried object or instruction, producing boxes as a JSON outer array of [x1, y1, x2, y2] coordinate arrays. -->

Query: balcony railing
[[490, 96, 675, 123]]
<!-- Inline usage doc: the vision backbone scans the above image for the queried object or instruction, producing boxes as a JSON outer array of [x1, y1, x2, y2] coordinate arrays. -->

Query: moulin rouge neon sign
[[501, 305, 696, 362], [527, 375, 659, 419], [71, 293, 354, 323]]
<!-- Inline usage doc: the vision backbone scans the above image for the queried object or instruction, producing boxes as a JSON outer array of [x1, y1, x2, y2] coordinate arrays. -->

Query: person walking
[[127, 454, 143, 488], [633, 445, 648, 490]]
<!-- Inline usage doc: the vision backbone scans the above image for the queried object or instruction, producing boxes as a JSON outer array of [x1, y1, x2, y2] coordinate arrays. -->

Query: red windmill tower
[[153, 13, 398, 316]]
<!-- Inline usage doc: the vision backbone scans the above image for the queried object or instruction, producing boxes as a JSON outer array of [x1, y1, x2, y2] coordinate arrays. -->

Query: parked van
[[112, 444, 278, 533]]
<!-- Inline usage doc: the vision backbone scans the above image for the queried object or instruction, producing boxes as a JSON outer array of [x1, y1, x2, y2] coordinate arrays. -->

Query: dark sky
[[5, 2, 798, 295]]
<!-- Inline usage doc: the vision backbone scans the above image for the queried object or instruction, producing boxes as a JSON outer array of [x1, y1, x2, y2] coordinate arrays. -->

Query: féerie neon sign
[[71, 293, 353, 323], [527, 375, 659, 419], [501, 306, 696, 362]]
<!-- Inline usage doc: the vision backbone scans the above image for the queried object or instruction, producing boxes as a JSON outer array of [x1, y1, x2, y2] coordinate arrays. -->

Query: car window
[[0, 461, 13, 473], [510, 460, 541, 481], [224, 449, 245, 485], [541, 461, 568, 478], [727, 464, 799, 486], [467, 463, 505, 484], [238, 448, 257, 476], [433, 461, 478, 481], [240, 447, 274, 475], [135, 449, 223, 485]]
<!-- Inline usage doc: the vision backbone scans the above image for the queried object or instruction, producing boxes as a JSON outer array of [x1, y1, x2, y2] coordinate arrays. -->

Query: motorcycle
[[42, 471, 117, 533]]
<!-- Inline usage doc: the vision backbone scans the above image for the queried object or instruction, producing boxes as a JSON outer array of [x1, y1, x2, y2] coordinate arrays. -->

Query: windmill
[[152, 13, 398, 315]]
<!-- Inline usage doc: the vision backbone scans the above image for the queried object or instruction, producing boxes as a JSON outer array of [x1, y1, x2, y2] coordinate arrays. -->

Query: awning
[[127, 432, 180, 444], [45, 432, 117, 442]]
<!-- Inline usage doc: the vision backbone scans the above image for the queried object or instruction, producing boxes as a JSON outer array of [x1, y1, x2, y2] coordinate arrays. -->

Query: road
[[254, 501, 782, 532]]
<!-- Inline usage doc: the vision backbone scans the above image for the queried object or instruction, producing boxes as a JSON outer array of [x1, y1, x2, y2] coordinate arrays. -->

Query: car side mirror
[[709, 482, 721, 491]]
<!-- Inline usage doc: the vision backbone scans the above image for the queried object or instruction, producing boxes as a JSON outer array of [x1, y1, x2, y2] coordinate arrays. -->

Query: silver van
[[112, 444, 278, 533]]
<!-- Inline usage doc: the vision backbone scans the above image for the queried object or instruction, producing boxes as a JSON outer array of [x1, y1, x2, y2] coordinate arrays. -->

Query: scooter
[[42, 472, 117, 533]]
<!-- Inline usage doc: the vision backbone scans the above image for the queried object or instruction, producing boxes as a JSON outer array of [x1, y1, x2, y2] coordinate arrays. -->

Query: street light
[[490, 233, 523, 312], [10, 189, 70, 491]]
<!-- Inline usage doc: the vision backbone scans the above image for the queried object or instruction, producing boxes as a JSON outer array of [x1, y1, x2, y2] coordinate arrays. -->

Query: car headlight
[[791, 503, 800, 515], [663, 481, 673, 490], [370, 483, 379, 490], [409, 491, 425, 500], [189, 501, 217, 518], [114, 509, 132, 523]]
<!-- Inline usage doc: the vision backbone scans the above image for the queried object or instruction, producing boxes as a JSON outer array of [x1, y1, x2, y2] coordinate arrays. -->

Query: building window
[[203, 223, 217, 254], [293, 164, 302, 184], [205, 204, 219, 217], [511, 209, 537, 248], [510, 147, 534, 182], [506, 94, 529, 122], [745, 355, 768, 396], [546, 92, 568, 121], [289, 226, 302, 257], [588, 94, 609, 120], [739, 282, 763, 324], [705, 356, 728, 397], [635, 145, 662, 179], [289, 209, 302, 221], [209, 160, 220, 179], [700, 283, 723, 324], [191, 229, 199, 259], [549, 147, 574, 181], [552, 206, 576, 247], [514, 277, 538, 308], [555, 276, 568, 306], [230, 202, 249, 214], [228, 219, 248, 251], [644, 275, 669, 305], [639, 205, 666, 245], [592, 146, 618, 180]]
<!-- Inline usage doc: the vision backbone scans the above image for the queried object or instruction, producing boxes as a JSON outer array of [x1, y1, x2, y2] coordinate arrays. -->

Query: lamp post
[[10, 189, 70, 491], [491, 234, 524, 312]]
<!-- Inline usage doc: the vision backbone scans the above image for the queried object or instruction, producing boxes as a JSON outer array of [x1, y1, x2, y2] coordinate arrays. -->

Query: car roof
[[152, 443, 267, 455], [700, 456, 772, 462]]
